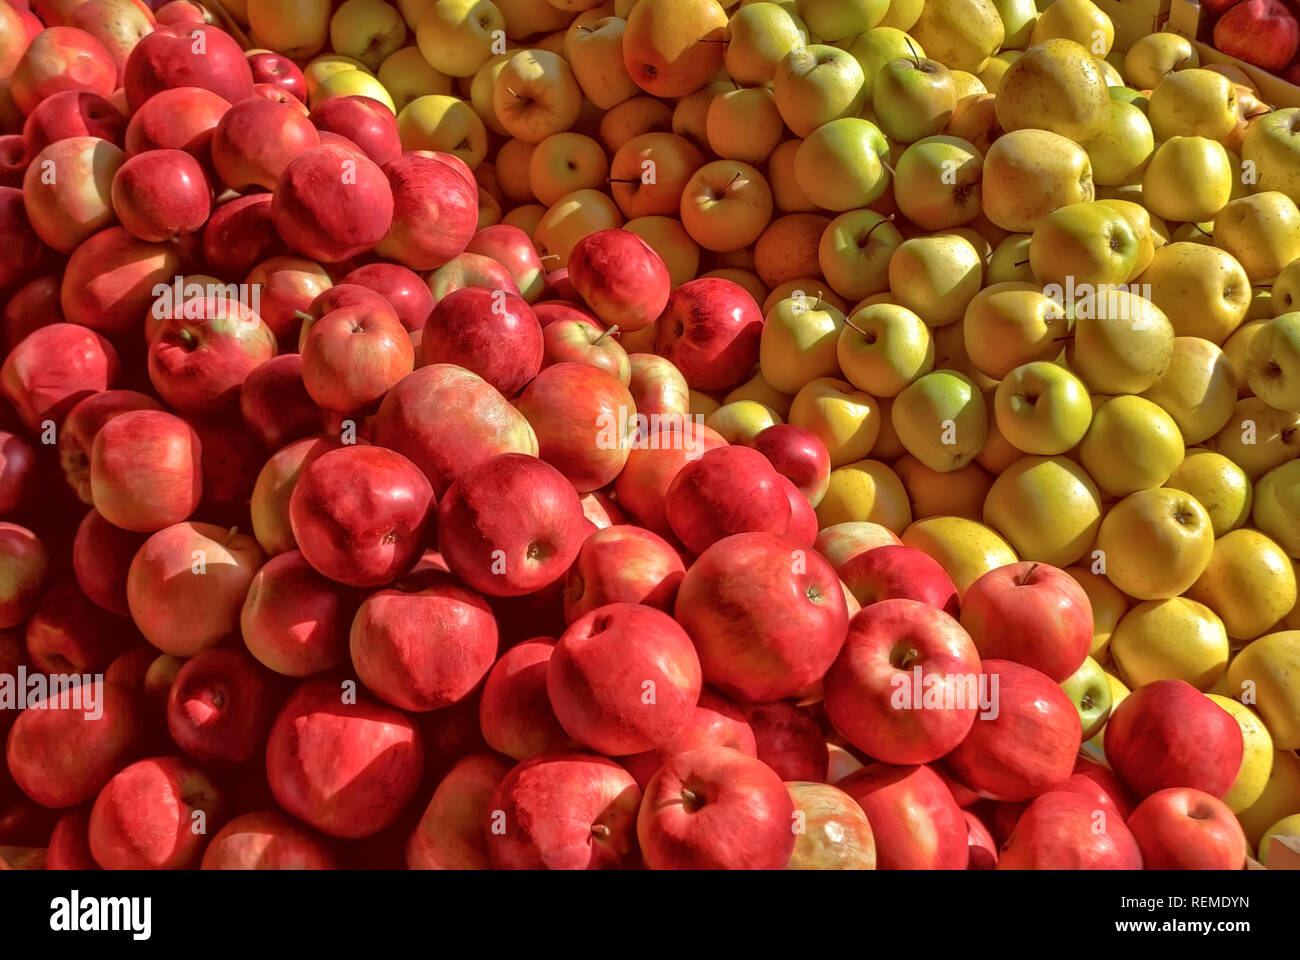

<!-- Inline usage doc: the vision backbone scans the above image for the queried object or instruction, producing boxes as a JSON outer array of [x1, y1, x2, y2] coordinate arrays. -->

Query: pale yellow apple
[[893, 135, 984, 231], [379, 46, 453, 112], [797, 0, 888, 41], [492, 49, 582, 144], [763, 281, 846, 317], [1147, 68, 1238, 142], [986, 234, 1036, 284], [1163, 449, 1253, 537], [837, 302, 934, 398], [1067, 291, 1174, 396], [891, 369, 988, 472], [532, 188, 624, 267], [994, 360, 1091, 455], [982, 128, 1095, 233], [879, 0, 923, 29], [1081, 99, 1153, 187], [680, 159, 773, 252], [330, 0, 408, 71], [396, 94, 487, 167], [1109, 597, 1229, 691], [901, 515, 1017, 595], [674, 81, 729, 153], [767, 139, 818, 213], [1029, 200, 1139, 289], [249, 0, 332, 59], [309, 68, 398, 112], [759, 295, 845, 396], [1079, 395, 1184, 496], [1214, 193, 1300, 287], [706, 87, 783, 165], [598, 97, 674, 154], [1141, 135, 1233, 224], [1095, 487, 1215, 600], [1237, 748, 1300, 849], [724, 1, 807, 86], [704, 400, 782, 443], [1254, 459, 1300, 558], [623, 216, 700, 288], [1065, 564, 1130, 659], [992, 0, 1037, 49], [1186, 529, 1297, 641], [793, 118, 889, 212], [933, 319, 999, 390], [1259, 814, 1300, 865], [995, 38, 1110, 143], [525, 132, 608, 207], [789, 377, 882, 467], [1242, 107, 1300, 207], [1210, 397, 1300, 481], [818, 209, 903, 302], [976, 51, 1017, 94], [908, 0, 1005, 73], [416, 0, 504, 77], [1207, 695, 1274, 814], [1029, 0, 1113, 54], [1226, 629, 1300, 749], [1136, 241, 1251, 344], [724, 369, 793, 418], [469, 54, 512, 136], [1274, 259, 1300, 318], [773, 44, 867, 139], [1224, 320, 1269, 397], [873, 395, 908, 460], [1138, 336, 1236, 445], [983, 453, 1102, 566], [1122, 32, 1197, 91], [815, 459, 912, 532], [1095, 198, 1156, 276], [949, 70, 987, 100], [566, 15, 639, 110], [689, 390, 720, 417], [845, 27, 925, 97], [892, 455, 991, 520], [887, 234, 983, 327]]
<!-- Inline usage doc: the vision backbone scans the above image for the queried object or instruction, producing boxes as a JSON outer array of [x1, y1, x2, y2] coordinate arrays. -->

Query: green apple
[[818, 208, 903, 302], [987, 234, 1035, 284], [759, 294, 847, 395], [871, 53, 958, 145], [1060, 655, 1112, 739], [1141, 136, 1233, 225], [797, 0, 888, 41], [1245, 312, 1300, 413], [1253, 459, 1300, 558], [962, 281, 1069, 379], [891, 369, 988, 472], [892, 135, 982, 231], [1081, 99, 1153, 187], [994, 38, 1110, 143], [994, 360, 1092, 455], [887, 233, 984, 327], [845, 26, 925, 97], [793, 118, 890, 212], [838, 302, 935, 397], [1147, 68, 1238, 142], [992, 0, 1039, 49], [773, 44, 868, 138], [1242, 107, 1300, 206], [724, 2, 808, 86], [1029, 201, 1140, 288]]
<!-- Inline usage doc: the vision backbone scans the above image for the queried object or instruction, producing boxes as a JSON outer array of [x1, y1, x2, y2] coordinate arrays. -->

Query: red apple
[[960, 561, 1091, 682], [626, 352, 690, 427], [655, 276, 763, 392], [674, 531, 849, 702], [786, 781, 876, 869], [298, 282, 398, 343], [22, 134, 126, 253], [437, 452, 586, 597], [90, 409, 202, 532], [542, 315, 631, 384], [0, 186, 49, 289], [406, 753, 510, 869], [3, 276, 61, 354], [568, 227, 671, 332], [665, 444, 793, 555], [148, 297, 276, 414], [166, 648, 276, 765], [240, 549, 355, 677], [0, 522, 48, 628], [465, 223, 546, 302], [24, 581, 129, 673], [341, 262, 432, 332], [272, 143, 393, 263], [944, 659, 1082, 801], [964, 809, 998, 869], [374, 151, 476, 269], [837, 543, 960, 615], [239, 353, 325, 450], [9, 26, 116, 114], [0, 431, 34, 513], [422, 286, 543, 397], [580, 490, 625, 528], [1214, 0, 1299, 71], [997, 790, 1144, 869], [244, 254, 332, 345], [824, 598, 980, 764], [21, 89, 124, 155], [61, 226, 190, 337], [1103, 678, 1243, 799], [1068, 754, 1137, 820], [839, 762, 969, 869], [1126, 787, 1248, 870], [250, 434, 351, 556], [478, 638, 578, 761], [533, 299, 598, 329], [562, 524, 685, 623], [746, 423, 832, 507], [126, 521, 264, 656], [309, 95, 400, 167], [60, 391, 164, 504], [47, 808, 100, 871], [620, 689, 757, 789], [1, 323, 119, 430], [246, 49, 305, 102], [0, 135, 26, 188], [122, 23, 254, 111], [427, 250, 521, 302], [266, 679, 423, 838], [201, 193, 285, 279], [201, 809, 338, 869], [745, 700, 828, 781], [123, 84, 230, 159], [88, 756, 223, 868], [779, 475, 819, 546], [300, 302, 413, 414], [211, 95, 319, 192], [637, 746, 795, 869], [72, 508, 147, 615]]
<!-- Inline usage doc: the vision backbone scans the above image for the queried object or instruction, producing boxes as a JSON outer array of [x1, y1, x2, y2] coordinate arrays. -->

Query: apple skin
[[375, 151, 478, 270], [0, 431, 33, 514], [123, 85, 231, 165], [24, 581, 130, 674], [289, 445, 435, 589], [147, 299, 277, 416], [1069, 755, 1138, 821], [372, 363, 539, 497], [21, 90, 126, 155], [959, 561, 1092, 683], [201, 193, 285, 279], [300, 302, 413, 414], [59, 389, 163, 505], [1, 324, 119, 431], [1103, 678, 1244, 799], [110, 145, 211, 243], [964, 810, 998, 869], [89, 409, 203, 533], [201, 809, 338, 870], [0, 136, 27, 188], [3, 276, 62, 353], [562, 524, 685, 623], [88, 756, 224, 869], [838, 763, 970, 869], [272, 143, 394, 263], [0, 523, 48, 629], [825, 598, 980, 765], [665, 444, 794, 556], [47, 808, 100, 871], [5, 679, 141, 808], [70, 512, 145, 622], [1126, 787, 1248, 870], [437, 452, 587, 598], [189, 417, 265, 516], [465, 224, 546, 303], [9, 26, 117, 114], [166, 648, 276, 765], [746, 423, 833, 508], [478, 638, 579, 762], [620, 689, 757, 790], [406, 753, 511, 870], [997, 791, 1145, 870], [428, 251, 522, 303], [744, 701, 829, 782], [211, 96, 319, 192], [122, 23, 255, 112], [637, 746, 795, 870], [944, 659, 1082, 801], [309, 95, 401, 167], [342, 262, 433, 332], [0, 187, 50, 291], [247, 49, 307, 102], [674, 531, 849, 703], [836, 544, 960, 615], [61, 226, 192, 338], [266, 678, 424, 839], [422, 287, 543, 397], [568, 228, 672, 333], [486, 753, 642, 870], [240, 550, 356, 677], [785, 781, 877, 870], [548, 602, 702, 756], [239, 354, 326, 451], [350, 563, 499, 712], [654, 276, 764, 392]]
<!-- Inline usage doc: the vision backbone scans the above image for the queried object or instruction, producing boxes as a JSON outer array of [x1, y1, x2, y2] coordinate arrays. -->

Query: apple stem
[[1016, 563, 1039, 586], [224, 526, 239, 547], [590, 823, 610, 837], [1013, 258, 1030, 267], [904, 37, 921, 69], [294, 310, 314, 323], [594, 324, 620, 344], [539, 253, 560, 262], [879, 158, 896, 178], [606, 177, 639, 184], [844, 316, 869, 337], [813, 293, 823, 312], [723, 170, 742, 192]]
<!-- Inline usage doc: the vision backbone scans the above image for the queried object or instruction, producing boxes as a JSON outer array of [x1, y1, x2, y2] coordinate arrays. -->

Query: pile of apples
[[1, 0, 1299, 871]]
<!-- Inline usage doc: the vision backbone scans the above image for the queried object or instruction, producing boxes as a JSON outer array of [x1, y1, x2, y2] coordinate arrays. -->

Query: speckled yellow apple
[[1237, 749, 1300, 849], [703, 400, 783, 444], [1082, 100, 1154, 188], [1209, 399, 1300, 481], [397, 94, 487, 166], [1141, 136, 1233, 224], [1245, 312, 1300, 414], [1029, 201, 1139, 289], [416, 0, 504, 77], [815, 459, 911, 532], [1226, 630, 1300, 750], [961, 282, 1068, 380], [888, 234, 984, 327], [1108, 597, 1229, 691], [908, 0, 1004, 74], [901, 515, 1017, 595], [1095, 488, 1215, 600], [891, 369, 988, 472], [982, 128, 1095, 233], [1207, 695, 1274, 814], [1208, 194, 1300, 284], [1122, 31, 1197, 91], [1137, 243, 1251, 345], [837, 303, 934, 398], [379, 46, 453, 112], [760, 294, 845, 395], [1065, 565, 1130, 659], [983, 454, 1102, 566], [566, 15, 639, 110], [818, 209, 903, 302], [1163, 449, 1253, 537], [995, 38, 1110, 143], [1147, 68, 1238, 141]]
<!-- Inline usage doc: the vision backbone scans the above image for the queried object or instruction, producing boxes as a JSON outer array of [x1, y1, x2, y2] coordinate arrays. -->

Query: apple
[[212, 96, 319, 192], [566, 228, 671, 333], [773, 44, 867, 139], [477, 638, 578, 761], [202, 810, 338, 870], [21, 136, 124, 254], [270, 143, 393, 265], [59, 390, 163, 505], [47, 808, 100, 871], [462, 224, 545, 304], [945, 659, 1081, 800], [60, 226, 190, 338], [838, 762, 969, 869], [0, 431, 33, 514], [874, 53, 957, 145], [1104, 679, 1244, 798], [406, 753, 510, 870], [266, 679, 423, 838], [2, 276, 62, 354], [1126, 787, 1248, 870], [1245, 312, 1300, 413], [24, 581, 130, 674], [89, 757, 223, 869], [746, 424, 832, 509], [1061, 656, 1112, 740], [620, 689, 757, 788], [238, 354, 325, 451], [675, 531, 848, 702], [1, 323, 119, 432], [110, 147, 211, 242], [744, 701, 828, 782], [627, 352, 690, 428], [997, 790, 1144, 869], [834, 543, 959, 614], [289, 445, 434, 588], [637, 746, 794, 869], [891, 369, 988, 472], [341, 262, 432, 331], [147, 297, 276, 415], [414, 0, 503, 78], [86, 409, 201, 535], [0, 134, 28, 188], [541, 315, 631, 385], [664, 445, 793, 555], [122, 84, 230, 160], [1214, 0, 1299, 72], [247, 50, 307, 102], [21, 90, 124, 155], [622, 0, 726, 99], [613, 418, 728, 536], [300, 302, 413, 414], [9, 26, 116, 115], [122, 23, 254, 111], [785, 781, 876, 870], [166, 648, 275, 765], [240, 550, 354, 677], [201, 194, 286, 279], [654, 276, 763, 392], [422, 288, 542, 397], [0, 523, 47, 629]]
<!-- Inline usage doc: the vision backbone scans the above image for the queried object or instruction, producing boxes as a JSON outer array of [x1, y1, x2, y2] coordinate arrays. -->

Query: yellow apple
[[772, 45, 869, 139], [526, 132, 608, 207], [887, 234, 983, 327], [1136, 241, 1251, 344], [1226, 629, 1300, 749], [1274, 259, 1300, 318], [908, 0, 1005, 73], [1109, 597, 1229, 691], [793, 118, 889, 213], [1254, 459, 1300, 558], [1214, 193, 1300, 286], [1237, 748, 1300, 849], [1029, 200, 1138, 288], [983, 235, 1033, 286], [704, 400, 783, 443], [995, 38, 1110, 143], [532, 188, 624, 267], [893, 135, 984, 231], [982, 128, 1095, 233], [891, 369, 988, 472], [1186, 529, 1297, 642], [598, 96, 674, 154], [396, 94, 486, 167], [1029, 0, 1112, 53], [789, 376, 882, 467], [994, 360, 1091, 455], [680, 159, 773, 252], [1095, 487, 1215, 600], [1138, 336, 1236, 446], [1163, 449, 1253, 537], [416, 0, 504, 77], [330, 0, 408, 71], [1242, 107, 1300, 207], [759, 294, 845, 395], [1079, 395, 1184, 496], [1081, 99, 1153, 187], [1209, 398, 1300, 480], [767, 139, 818, 213], [1244, 312, 1300, 413], [1086, 669, 1130, 755], [689, 390, 720, 417], [901, 515, 1017, 595], [492, 49, 581, 144], [976, 51, 1017, 94], [1141, 135, 1233, 224], [622, 0, 728, 99], [249, 0, 332, 59], [379, 46, 453, 112], [816, 521, 903, 570], [1122, 31, 1197, 91], [724, 369, 792, 418], [992, 0, 1037, 49], [1065, 564, 1130, 659], [837, 302, 933, 398], [1067, 291, 1174, 395], [1207, 695, 1274, 814], [622, 216, 700, 288], [797, 0, 888, 42], [763, 281, 846, 317], [983, 453, 1102, 566], [566, 15, 640, 110], [818, 209, 903, 302], [893, 455, 991, 520], [724, 1, 806, 86], [1147, 68, 1238, 142], [706, 87, 783, 165], [310, 68, 398, 113], [815, 459, 911, 532], [949, 70, 987, 100]]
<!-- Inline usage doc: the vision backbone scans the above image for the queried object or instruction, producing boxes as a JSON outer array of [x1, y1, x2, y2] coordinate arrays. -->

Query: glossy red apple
[[250, 434, 351, 556], [837, 543, 960, 615], [201, 809, 338, 870], [3, 276, 61, 353], [626, 352, 690, 427], [89, 756, 224, 868], [568, 227, 671, 332], [542, 315, 631, 384], [562, 524, 685, 623], [1214, 0, 1299, 71], [0, 186, 49, 289], [166, 648, 276, 764], [838, 762, 969, 869], [239, 354, 325, 450], [147, 297, 276, 415], [745, 700, 828, 781], [0, 523, 48, 628], [60, 226, 190, 337], [202, 193, 285, 279], [244, 255, 333, 345], [89, 409, 202, 533], [665, 444, 793, 555], [272, 143, 393, 263], [997, 790, 1144, 869], [47, 808, 100, 871], [24, 581, 129, 673], [422, 286, 543, 397], [21, 89, 124, 154], [964, 809, 998, 869], [110, 147, 210, 242], [342, 262, 432, 332], [211, 95, 319, 191], [300, 303, 413, 414], [72, 508, 147, 616], [122, 23, 254, 111], [246, 49, 306, 102], [375, 151, 477, 269], [746, 423, 832, 507], [1, 323, 119, 430], [240, 549, 355, 677], [0, 431, 34, 514], [60, 391, 164, 504], [406, 753, 510, 870], [478, 638, 578, 761], [654, 276, 763, 392], [309, 95, 400, 167], [9, 26, 116, 114], [123, 84, 230, 160], [0, 135, 26, 188], [1126, 787, 1248, 870], [464, 223, 546, 302]]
